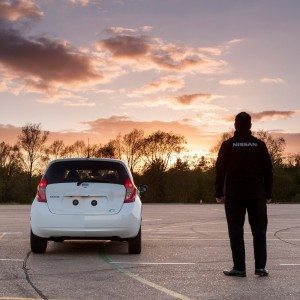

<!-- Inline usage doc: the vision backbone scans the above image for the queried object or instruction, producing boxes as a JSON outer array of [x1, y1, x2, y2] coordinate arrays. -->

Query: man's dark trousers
[[225, 198, 268, 271]]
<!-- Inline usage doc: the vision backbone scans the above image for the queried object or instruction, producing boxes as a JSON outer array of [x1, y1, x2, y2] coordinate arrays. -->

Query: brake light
[[124, 178, 136, 203], [37, 178, 48, 202]]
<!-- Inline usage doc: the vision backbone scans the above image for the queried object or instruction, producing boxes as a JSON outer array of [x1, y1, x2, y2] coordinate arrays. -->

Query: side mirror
[[138, 184, 148, 194]]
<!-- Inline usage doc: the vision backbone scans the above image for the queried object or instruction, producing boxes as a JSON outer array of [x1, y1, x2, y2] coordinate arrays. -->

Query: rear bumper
[[30, 198, 142, 239]]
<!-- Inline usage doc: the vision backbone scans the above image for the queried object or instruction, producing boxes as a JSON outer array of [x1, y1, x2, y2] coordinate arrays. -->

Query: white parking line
[[144, 238, 300, 241], [109, 262, 195, 265], [0, 259, 23, 261], [0, 232, 23, 236], [144, 238, 229, 241], [145, 231, 277, 234], [0, 298, 41, 300], [108, 261, 300, 267], [145, 230, 230, 233], [0, 232, 23, 241], [101, 253, 191, 300], [143, 219, 162, 222]]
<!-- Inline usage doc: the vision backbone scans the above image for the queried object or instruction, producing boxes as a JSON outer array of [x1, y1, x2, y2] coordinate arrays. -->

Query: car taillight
[[37, 178, 48, 202], [124, 178, 136, 203]]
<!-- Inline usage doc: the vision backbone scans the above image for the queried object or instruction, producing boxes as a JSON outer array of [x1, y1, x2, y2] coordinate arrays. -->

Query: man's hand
[[267, 199, 272, 204], [216, 196, 225, 204]]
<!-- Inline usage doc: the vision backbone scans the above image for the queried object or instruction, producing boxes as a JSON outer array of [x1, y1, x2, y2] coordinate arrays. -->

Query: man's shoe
[[223, 269, 246, 277], [255, 269, 269, 276]]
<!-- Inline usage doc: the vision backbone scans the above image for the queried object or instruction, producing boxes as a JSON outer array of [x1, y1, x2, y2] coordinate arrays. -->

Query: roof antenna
[[87, 138, 90, 158]]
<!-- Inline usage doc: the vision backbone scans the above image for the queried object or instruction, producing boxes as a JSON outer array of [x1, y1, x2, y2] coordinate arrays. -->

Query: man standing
[[215, 112, 273, 277]]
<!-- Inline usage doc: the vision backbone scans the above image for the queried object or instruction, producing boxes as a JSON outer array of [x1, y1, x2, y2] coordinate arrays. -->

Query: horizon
[[1, 0, 299, 154]]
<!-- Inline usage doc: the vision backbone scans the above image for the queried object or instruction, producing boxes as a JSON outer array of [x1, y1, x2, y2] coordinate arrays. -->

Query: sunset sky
[[0, 0, 299, 154]]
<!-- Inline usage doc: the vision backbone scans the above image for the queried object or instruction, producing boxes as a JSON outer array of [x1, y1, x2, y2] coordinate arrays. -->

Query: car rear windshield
[[45, 160, 128, 185]]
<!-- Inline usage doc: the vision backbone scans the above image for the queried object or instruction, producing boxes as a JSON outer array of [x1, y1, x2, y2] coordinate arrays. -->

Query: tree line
[[0, 123, 299, 204]]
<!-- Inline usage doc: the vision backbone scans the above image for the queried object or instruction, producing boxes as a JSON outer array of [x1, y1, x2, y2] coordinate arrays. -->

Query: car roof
[[50, 158, 125, 163]]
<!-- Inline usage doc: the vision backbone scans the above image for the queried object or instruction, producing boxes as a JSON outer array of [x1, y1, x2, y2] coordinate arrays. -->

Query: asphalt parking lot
[[0, 204, 299, 300]]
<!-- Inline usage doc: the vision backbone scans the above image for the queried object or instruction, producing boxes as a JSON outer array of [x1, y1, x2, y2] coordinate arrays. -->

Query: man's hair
[[235, 112, 251, 130]]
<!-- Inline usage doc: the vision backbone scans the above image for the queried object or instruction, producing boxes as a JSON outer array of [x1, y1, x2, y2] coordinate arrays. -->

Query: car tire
[[31, 230, 48, 254], [128, 226, 141, 254]]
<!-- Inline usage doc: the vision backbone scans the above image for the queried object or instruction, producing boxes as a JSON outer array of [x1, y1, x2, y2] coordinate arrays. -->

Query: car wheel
[[128, 226, 141, 254], [31, 230, 48, 254]]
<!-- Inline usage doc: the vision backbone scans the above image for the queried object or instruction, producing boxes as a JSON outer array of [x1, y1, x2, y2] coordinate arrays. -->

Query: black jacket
[[215, 130, 273, 200]]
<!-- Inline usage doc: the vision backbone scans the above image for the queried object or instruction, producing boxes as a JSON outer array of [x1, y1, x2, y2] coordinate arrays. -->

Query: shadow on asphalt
[[44, 240, 129, 255]]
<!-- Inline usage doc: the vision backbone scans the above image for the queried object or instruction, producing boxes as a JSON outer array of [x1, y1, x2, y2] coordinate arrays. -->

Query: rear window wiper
[[77, 179, 111, 186]]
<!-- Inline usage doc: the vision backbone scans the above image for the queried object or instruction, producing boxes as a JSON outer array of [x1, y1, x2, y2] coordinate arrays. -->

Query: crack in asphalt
[[22, 251, 48, 300], [274, 226, 300, 246]]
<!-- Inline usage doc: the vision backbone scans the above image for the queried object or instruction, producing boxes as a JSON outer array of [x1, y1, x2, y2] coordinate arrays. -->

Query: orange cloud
[[225, 110, 297, 122], [260, 77, 284, 84], [37, 94, 96, 107], [107, 27, 137, 34], [69, 0, 90, 6], [107, 26, 153, 35], [227, 39, 244, 44], [126, 93, 224, 111], [219, 78, 248, 85], [0, 19, 239, 107], [129, 75, 185, 97], [0, 0, 43, 21], [0, 22, 114, 106], [98, 35, 150, 59], [81, 115, 199, 136], [96, 32, 226, 73], [0, 27, 101, 85], [251, 110, 296, 121], [175, 93, 212, 105], [0, 124, 21, 144]]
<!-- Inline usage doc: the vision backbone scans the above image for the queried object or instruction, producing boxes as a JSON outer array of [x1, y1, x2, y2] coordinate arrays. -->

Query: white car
[[30, 158, 145, 254]]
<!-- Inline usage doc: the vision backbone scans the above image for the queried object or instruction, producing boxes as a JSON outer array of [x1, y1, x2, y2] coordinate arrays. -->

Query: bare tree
[[123, 129, 144, 173], [210, 130, 234, 155], [0, 143, 22, 202], [41, 140, 66, 169], [88, 143, 100, 158], [286, 153, 300, 167], [92, 136, 123, 159], [94, 142, 117, 158], [254, 130, 285, 165], [62, 145, 74, 158], [171, 158, 190, 172], [141, 131, 186, 171], [110, 134, 123, 159], [72, 140, 87, 157], [61, 140, 87, 158], [0, 142, 10, 169], [45, 140, 65, 160], [18, 123, 49, 190]]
